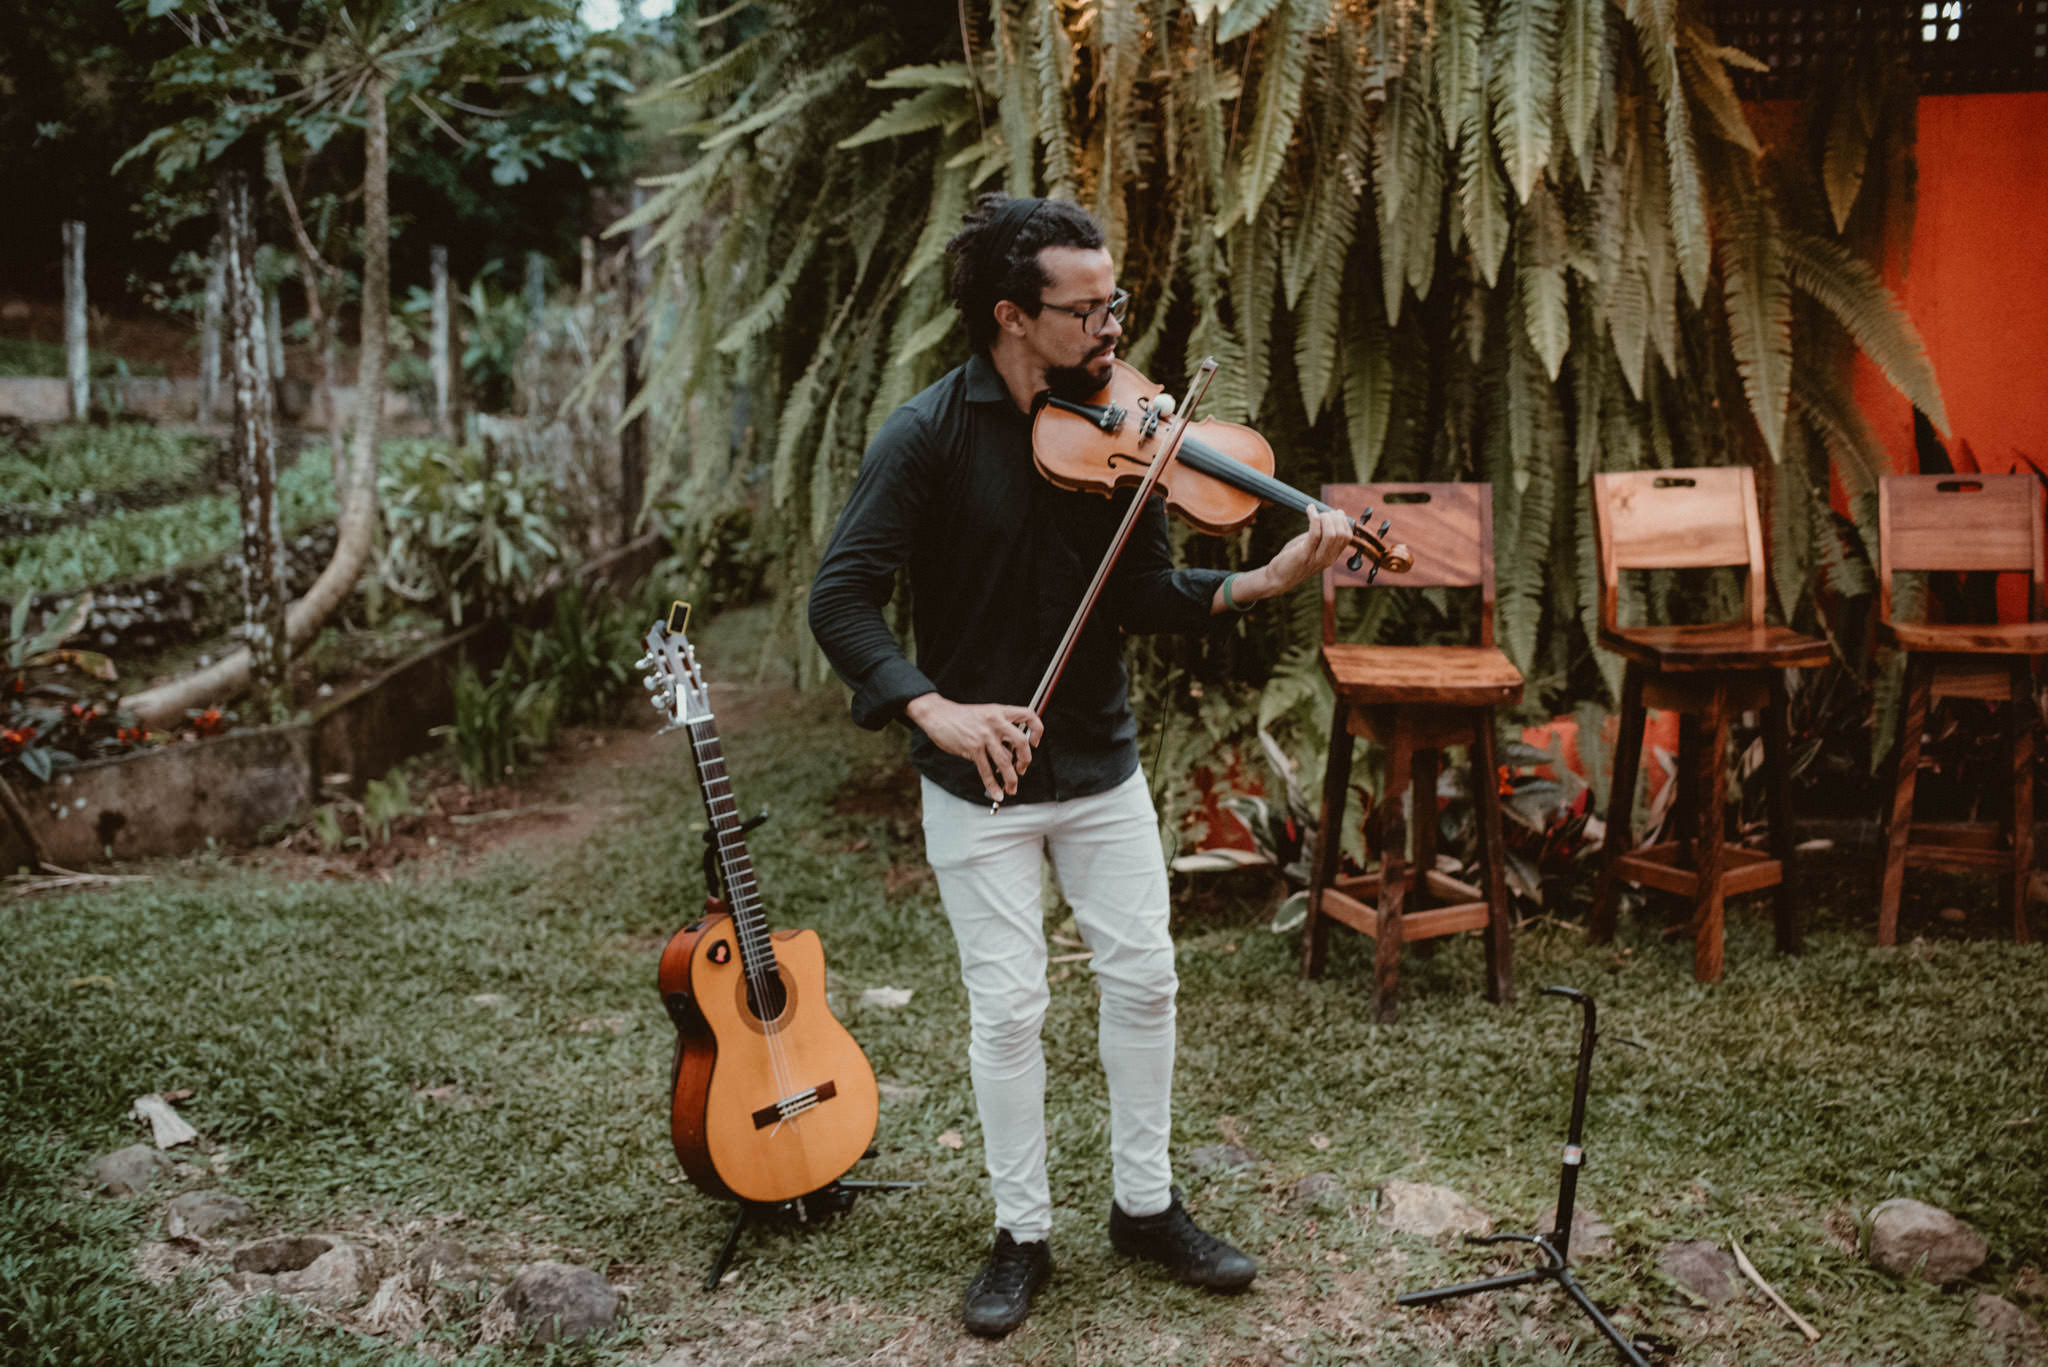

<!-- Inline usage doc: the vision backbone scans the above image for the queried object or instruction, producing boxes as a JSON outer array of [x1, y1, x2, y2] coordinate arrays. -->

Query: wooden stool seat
[[1590, 467, 1815, 982], [1301, 483, 1518, 1022], [1599, 624, 1830, 672], [1877, 474, 2043, 946], [1881, 620, 2048, 655], [1322, 643, 1523, 706]]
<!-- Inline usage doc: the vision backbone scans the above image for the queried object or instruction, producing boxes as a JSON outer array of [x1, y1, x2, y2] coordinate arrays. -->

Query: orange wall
[[1850, 92, 2048, 479]]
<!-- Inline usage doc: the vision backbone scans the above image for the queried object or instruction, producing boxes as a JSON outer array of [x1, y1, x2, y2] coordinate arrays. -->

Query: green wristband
[[1222, 572, 1253, 612]]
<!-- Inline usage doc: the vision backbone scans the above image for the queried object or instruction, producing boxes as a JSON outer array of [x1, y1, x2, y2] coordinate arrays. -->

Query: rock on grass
[[1867, 1198, 1988, 1285], [478, 1261, 618, 1345]]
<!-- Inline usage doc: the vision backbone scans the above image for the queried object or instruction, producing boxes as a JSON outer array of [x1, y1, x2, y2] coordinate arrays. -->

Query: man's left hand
[[1212, 505, 1356, 612]]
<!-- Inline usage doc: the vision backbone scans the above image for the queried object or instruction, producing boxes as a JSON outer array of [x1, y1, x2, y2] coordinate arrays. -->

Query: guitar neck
[[684, 717, 777, 977]]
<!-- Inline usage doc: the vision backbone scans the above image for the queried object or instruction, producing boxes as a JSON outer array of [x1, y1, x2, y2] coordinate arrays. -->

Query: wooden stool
[[1589, 468, 1828, 982], [1877, 474, 2044, 945], [1300, 483, 1521, 1023]]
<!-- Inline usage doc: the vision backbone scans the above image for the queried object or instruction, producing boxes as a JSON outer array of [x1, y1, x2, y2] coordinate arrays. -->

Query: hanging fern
[[599, 0, 1944, 729]]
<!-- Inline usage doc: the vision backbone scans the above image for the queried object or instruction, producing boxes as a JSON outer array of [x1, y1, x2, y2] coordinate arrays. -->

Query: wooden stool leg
[[1762, 672, 1802, 955], [1302, 704, 1357, 980], [1592, 665, 1647, 943], [1879, 658, 1930, 947], [1374, 723, 1414, 1024], [1692, 686, 1730, 984], [2010, 660, 2035, 946], [1473, 708, 1514, 1005]]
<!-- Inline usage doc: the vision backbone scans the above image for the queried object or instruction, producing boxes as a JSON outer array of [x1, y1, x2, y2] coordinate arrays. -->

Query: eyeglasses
[[1039, 287, 1129, 336]]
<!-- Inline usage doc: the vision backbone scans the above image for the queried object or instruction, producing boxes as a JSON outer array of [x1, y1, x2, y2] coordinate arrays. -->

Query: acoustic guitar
[[642, 612, 879, 1205]]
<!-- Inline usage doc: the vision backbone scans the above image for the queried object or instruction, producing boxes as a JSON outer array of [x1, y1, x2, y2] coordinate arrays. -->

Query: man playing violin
[[808, 194, 1353, 1338]]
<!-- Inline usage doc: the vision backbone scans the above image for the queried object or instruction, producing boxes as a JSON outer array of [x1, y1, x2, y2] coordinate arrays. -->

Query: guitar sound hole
[[745, 974, 789, 1023]]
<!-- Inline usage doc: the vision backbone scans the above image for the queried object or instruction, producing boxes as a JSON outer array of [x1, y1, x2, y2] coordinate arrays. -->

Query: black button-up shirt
[[808, 351, 1228, 805]]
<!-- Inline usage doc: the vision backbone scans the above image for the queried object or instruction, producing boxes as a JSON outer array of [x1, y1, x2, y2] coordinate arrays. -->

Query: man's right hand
[[904, 694, 1043, 802]]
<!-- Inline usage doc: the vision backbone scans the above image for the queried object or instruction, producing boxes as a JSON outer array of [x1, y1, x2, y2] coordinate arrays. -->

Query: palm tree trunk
[[123, 74, 391, 729]]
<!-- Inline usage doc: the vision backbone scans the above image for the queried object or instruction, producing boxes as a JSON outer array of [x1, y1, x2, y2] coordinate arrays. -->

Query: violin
[[1031, 358, 1413, 579]]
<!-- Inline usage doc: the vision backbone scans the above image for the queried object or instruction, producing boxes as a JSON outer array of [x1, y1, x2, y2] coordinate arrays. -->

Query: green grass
[[0, 446, 335, 597], [0, 423, 212, 511], [2, 603, 2043, 1365], [0, 336, 167, 379]]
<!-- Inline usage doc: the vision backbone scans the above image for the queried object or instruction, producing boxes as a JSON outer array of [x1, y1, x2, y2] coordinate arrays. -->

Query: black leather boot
[[1109, 1187, 1257, 1292], [961, 1229, 1052, 1338]]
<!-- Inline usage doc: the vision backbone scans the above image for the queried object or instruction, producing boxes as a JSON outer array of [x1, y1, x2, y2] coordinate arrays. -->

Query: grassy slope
[[2, 605, 2044, 1366]]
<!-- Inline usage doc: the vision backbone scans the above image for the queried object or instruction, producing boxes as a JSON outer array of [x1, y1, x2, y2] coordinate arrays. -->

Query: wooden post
[[430, 244, 453, 437], [200, 241, 224, 423], [219, 167, 291, 719], [619, 188, 649, 540], [63, 221, 88, 420], [579, 235, 595, 309]]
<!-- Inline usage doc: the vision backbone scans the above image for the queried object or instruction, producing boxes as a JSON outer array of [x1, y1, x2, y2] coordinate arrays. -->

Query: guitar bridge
[[751, 1079, 838, 1130]]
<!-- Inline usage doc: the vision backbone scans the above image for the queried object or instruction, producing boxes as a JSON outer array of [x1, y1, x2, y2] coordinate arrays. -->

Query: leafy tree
[[612, 0, 1942, 720], [116, 0, 631, 726]]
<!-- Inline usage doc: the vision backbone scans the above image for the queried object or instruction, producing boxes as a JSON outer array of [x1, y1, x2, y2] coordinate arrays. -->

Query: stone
[[233, 1234, 333, 1275], [167, 1190, 253, 1239], [1867, 1198, 1988, 1285], [1290, 1172, 1345, 1209], [408, 1236, 487, 1290], [488, 1261, 618, 1345], [273, 1242, 376, 1308], [1187, 1144, 1259, 1173], [1975, 1294, 2048, 1367], [1539, 1201, 1615, 1261], [90, 1143, 168, 1197], [1378, 1180, 1492, 1239], [1659, 1240, 1739, 1305]]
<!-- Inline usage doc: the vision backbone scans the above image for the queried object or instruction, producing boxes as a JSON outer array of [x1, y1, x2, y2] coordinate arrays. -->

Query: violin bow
[[992, 358, 1221, 816]]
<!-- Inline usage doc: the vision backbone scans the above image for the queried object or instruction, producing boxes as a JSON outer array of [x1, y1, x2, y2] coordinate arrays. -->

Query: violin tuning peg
[[1378, 519, 1391, 537], [1367, 564, 1380, 584], [1347, 550, 1364, 573], [1360, 505, 1374, 521]]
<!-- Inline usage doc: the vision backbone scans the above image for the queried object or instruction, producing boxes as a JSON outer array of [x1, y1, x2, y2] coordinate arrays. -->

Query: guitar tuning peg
[[634, 653, 654, 670]]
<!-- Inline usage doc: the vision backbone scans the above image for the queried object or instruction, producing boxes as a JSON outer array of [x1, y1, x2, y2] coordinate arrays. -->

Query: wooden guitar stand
[[1396, 988, 1655, 1366]]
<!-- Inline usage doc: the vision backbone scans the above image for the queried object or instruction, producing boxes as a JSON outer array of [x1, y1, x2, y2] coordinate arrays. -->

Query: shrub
[[378, 442, 564, 626]]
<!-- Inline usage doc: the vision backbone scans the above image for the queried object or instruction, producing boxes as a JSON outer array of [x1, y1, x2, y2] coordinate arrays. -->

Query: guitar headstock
[[638, 603, 711, 731]]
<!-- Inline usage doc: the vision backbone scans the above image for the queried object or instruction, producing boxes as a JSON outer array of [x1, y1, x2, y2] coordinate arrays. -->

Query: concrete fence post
[[63, 221, 88, 420]]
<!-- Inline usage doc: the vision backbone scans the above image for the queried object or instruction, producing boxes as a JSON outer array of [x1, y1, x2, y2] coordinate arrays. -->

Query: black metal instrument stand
[[1395, 986, 1653, 1367], [703, 1168, 924, 1291]]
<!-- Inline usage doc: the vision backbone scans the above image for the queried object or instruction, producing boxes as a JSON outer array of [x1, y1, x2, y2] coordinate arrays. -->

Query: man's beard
[[1043, 346, 1114, 402]]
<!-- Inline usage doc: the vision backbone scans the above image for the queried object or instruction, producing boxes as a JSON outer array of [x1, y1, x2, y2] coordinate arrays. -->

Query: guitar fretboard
[[686, 718, 778, 979]]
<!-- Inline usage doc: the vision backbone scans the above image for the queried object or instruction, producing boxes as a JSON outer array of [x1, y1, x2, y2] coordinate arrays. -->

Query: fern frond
[[1238, 0, 1317, 226], [1769, 424, 1814, 622], [1458, 114, 1510, 286], [1631, 18, 1708, 305], [898, 153, 970, 290], [641, 30, 777, 107], [1292, 51, 1367, 419], [1717, 193, 1792, 460], [1432, 0, 1485, 152], [1341, 256, 1393, 481], [1490, 0, 1559, 203], [1823, 73, 1874, 233], [868, 62, 975, 90], [1218, 0, 1288, 44], [1032, 0, 1076, 196], [1558, 0, 1607, 171], [1785, 230, 1949, 433], [1679, 22, 1761, 155], [1518, 178, 1571, 379], [1232, 196, 1284, 419], [994, 4, 1037, 194], [710, 41, 880, 149], [837, 84, 971, 150]]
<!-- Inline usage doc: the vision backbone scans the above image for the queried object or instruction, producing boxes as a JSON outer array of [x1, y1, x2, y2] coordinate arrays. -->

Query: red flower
[[1497, 765, 1515, 797]]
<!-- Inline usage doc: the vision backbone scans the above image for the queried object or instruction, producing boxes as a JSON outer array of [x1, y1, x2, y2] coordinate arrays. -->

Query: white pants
[[921, 769, 1178, 1243]]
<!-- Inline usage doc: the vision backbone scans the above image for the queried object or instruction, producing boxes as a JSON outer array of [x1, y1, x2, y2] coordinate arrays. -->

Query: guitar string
[[692, 718, 802, 1115]]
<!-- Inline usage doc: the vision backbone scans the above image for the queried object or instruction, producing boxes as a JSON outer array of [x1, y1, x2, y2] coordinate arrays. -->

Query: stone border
[[2, 534, 666, 871]]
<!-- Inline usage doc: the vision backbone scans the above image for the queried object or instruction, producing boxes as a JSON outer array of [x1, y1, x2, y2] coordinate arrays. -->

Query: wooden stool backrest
[[1319, 482, 1496, 646], [1877, 473, 2046, 624], [1591, 466, 1766, 631]]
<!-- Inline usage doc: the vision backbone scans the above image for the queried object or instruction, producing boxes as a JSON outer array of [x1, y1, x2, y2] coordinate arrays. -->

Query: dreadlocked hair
[[944, 194, 1106, 352]]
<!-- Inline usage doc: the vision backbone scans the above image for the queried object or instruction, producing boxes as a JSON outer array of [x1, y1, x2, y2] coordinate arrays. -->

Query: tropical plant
[[602, 0, 1943, 724], [435, 658, 559, 788], [376, 441, 564, 626]]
